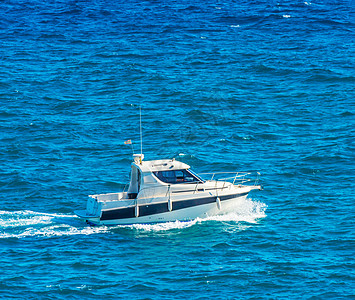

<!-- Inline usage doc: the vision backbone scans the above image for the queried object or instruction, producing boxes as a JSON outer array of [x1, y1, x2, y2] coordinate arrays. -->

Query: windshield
[[153, 169, 204, 184]]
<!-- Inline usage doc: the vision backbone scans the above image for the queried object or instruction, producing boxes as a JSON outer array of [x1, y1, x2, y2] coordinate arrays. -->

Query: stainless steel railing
[[199, 171, 260, 186]]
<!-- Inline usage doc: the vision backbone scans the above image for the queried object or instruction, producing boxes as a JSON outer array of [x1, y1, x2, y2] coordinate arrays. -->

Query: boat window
[[153, 169, 203, 184], [188, 169, 205, 182]]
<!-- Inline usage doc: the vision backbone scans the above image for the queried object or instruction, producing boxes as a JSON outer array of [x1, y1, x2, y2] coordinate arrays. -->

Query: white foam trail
[[0, 198, 267, 237], [0, 210, 74, 228], [119, 198, 267, 232], [121, 219, 199, 232], [0, 225, 110, 239], [0, 210, 110, 239], [0, 211, 52, 228]]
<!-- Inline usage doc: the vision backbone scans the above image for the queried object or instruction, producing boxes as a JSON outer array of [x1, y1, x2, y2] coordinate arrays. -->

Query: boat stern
[[74, 195, 103, 224], [74, 209, 101, 224]]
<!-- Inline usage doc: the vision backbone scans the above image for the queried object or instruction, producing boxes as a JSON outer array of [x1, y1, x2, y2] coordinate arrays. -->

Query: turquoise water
[[1, 0, 354, 299]]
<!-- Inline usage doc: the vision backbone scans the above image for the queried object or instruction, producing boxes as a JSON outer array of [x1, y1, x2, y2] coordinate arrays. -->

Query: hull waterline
[[75, 190, 259, 226]]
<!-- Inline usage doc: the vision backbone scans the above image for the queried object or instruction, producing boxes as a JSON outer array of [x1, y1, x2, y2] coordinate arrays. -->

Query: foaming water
[[0, 210, 109, 239], [119, 198, 267, 232], [0, 198, 266, 238]]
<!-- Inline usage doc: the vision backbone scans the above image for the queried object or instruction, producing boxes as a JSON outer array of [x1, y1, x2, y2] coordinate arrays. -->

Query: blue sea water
[[1, 0, 355, 298]]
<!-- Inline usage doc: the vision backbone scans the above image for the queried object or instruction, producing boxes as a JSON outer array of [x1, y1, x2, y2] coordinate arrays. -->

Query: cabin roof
[[133, 159, 190, 173]]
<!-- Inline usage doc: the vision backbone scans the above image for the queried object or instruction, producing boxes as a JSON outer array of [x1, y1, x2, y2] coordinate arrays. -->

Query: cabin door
[[137, 170, 141, 192]]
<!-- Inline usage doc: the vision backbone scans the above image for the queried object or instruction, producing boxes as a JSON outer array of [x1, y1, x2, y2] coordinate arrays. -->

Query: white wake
[[0, 198, 266, 238]]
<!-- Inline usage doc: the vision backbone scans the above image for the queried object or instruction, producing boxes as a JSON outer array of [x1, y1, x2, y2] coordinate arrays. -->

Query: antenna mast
[[139, 106, 143, 156]]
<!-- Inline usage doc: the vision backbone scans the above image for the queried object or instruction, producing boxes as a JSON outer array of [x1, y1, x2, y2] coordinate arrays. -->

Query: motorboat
[[75, 154, 262, 225]]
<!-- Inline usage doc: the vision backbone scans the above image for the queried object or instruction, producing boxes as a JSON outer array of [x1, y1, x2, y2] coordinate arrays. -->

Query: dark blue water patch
[[339, 111, 355, 117]]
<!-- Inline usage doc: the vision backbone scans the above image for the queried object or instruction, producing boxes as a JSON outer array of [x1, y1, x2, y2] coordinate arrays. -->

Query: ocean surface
[[1, 0, 354, 299]]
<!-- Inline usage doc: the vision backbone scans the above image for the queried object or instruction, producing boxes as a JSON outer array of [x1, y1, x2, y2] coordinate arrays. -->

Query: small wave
[[339, 111, 354, 117]]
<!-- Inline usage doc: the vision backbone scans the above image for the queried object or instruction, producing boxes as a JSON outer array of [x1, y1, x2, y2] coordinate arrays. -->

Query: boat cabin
[[126, 154, 203, 199]]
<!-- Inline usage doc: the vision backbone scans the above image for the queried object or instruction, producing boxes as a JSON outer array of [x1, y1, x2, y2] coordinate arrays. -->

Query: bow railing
[[199, 172, 260, 186]]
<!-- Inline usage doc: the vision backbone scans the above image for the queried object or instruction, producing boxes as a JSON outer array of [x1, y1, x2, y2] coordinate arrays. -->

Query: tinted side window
[[175, 170, 184, 182], [161, 171, 176, 183], [154, 171, 176, 184], [154, 169, 201, 184]]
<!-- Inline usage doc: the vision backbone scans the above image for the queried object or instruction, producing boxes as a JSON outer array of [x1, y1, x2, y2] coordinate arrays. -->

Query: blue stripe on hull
[[100, 192, 248, 221]]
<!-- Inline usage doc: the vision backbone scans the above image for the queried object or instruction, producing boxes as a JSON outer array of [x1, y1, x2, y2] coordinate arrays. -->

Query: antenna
[[139, 106, 143, 156]]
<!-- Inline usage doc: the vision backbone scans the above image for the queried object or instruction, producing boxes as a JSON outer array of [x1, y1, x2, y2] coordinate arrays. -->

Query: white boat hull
[[74, 156, 262, 226], [75, 191, 255, 226]]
